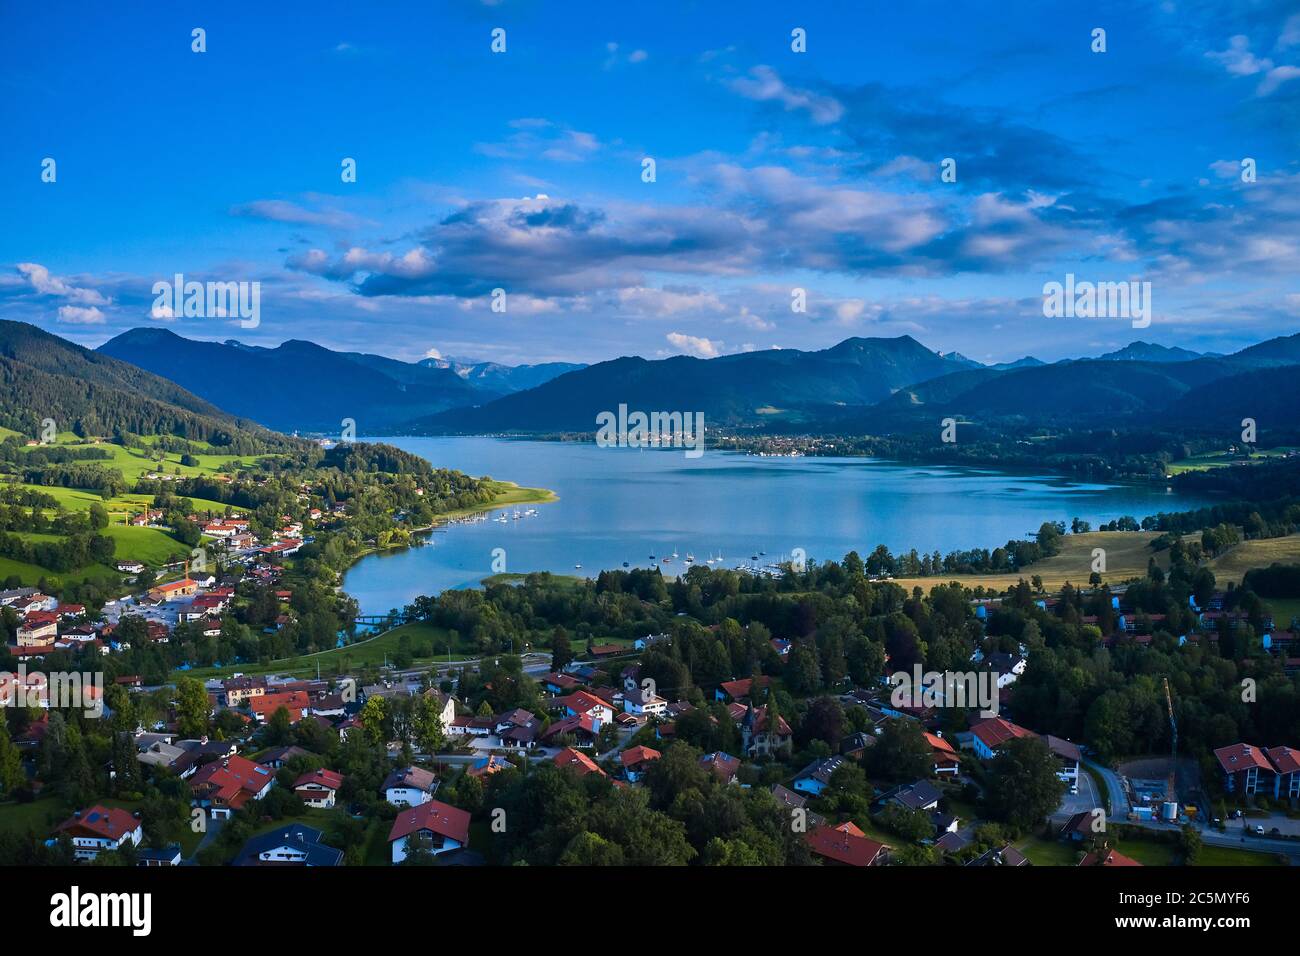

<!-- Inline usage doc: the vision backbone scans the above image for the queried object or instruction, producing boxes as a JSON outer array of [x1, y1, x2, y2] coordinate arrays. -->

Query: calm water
[[342, 437, 1209, 614]]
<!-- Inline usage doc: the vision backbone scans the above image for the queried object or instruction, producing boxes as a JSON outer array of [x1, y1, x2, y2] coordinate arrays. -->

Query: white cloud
[[1206, 35, 1272, 76], [231, 199, 360, 229], [1258, 64, 1300, 96], [56, 305, 105, 324], [15, 263, 108, 305], [728, 66, 844, 124], [665, 331, 723, 358]]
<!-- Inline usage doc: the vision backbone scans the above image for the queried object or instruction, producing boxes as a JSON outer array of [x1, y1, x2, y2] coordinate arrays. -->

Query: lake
[[339, 436, 1211, 615]]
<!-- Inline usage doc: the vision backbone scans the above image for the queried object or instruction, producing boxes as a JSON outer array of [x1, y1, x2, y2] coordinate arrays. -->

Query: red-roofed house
[[388, 799, 471, 862], [1215, 743, 1276, 797], [54, 805, 143, 861], [736, 703, 792, 757], [541, 712, 600, 747], [542, 672, 581, 694], [716, 676, 772, 702], [554, 747, 606, 777], [294, 768, 345, 808], [147, 578, 198, 601], [924, 732, 961, 776], [806, 821, 887, 867], [249, 690, 310, 724], [968, 716, 1037, 759], [16, 611, 59, 647], [620, 745, 662, 782], [1265, 746, 1300, 801], [1079, 846, 1142, 867], [190, 755, 275, 818], [553, 690, 614, 727]]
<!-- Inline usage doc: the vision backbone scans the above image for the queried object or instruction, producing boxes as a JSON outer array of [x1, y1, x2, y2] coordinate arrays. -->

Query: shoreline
[[336, 477, 557, 583]]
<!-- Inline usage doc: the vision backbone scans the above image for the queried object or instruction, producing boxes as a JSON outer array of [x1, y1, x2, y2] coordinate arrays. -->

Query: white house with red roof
[[54, 805, 143, 861], [924, 732, 961, 776], [388, 799, 471, 862], [190, 755, 275, 818], [554, 690, 614, 727], [293, 768, 345, 808]]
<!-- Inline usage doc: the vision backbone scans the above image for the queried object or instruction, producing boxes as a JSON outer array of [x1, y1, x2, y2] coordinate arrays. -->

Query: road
[[1082, 757, 1130, 819]]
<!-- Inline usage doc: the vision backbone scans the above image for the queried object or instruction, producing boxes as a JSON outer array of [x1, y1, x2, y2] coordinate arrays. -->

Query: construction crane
[[1163, 677, 1177, 806]]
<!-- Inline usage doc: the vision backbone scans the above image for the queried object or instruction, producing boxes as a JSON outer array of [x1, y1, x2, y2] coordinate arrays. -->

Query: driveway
[[185, 813, 224, 865], [1054, 763, 1104, 822]]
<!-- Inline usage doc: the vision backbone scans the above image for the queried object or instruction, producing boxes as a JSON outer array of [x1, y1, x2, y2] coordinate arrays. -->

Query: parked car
[[1253, 825, 1265, 835]]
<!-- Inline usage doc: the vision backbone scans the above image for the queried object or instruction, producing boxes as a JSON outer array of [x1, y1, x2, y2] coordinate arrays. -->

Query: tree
[[866, 718, 935, 782], [550, 627, 574, 671], [876, 803, 933, 842], [175, 676, 210, 739], [1179, 824, 1202, 864], [358, 697, 388, 747], [800, 697, 846, 750], [983, 737, 1065, 831], [558, 831, 626, 865], [264, 706, 293, 746], [411, 694, 446, 755], [0, 720, 23, 796]]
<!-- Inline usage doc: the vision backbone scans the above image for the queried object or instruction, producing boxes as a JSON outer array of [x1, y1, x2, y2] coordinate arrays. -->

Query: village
[[11, 566, 1298, 869]]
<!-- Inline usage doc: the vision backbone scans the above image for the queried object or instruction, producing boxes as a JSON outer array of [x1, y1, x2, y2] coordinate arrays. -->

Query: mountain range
[[96, 329, 579, 432], [58, 324, 1300, 438], [0, 321, 289, 448]]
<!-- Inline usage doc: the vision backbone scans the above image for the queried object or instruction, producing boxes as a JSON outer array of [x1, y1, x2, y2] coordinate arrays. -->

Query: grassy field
[[890, 531, 1165, 593], [102, 525, 193, 564], [1016, 834, 1080, 865], [1207, 534, 1300, 585], [1166, 448, 1296, 476], [1115, 838, 1180, 866], [1192, 844, 1285, 866], [0, 435, 267, 584], [18, 438, 266, 484], [0, 555, 120, 587], [0, 796, 64, 837], [1264, 597, 1300, 629], [175, 621, 465, 682]]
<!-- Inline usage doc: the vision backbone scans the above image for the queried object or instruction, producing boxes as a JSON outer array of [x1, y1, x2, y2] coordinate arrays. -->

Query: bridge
[[353, 613, 414, 628]]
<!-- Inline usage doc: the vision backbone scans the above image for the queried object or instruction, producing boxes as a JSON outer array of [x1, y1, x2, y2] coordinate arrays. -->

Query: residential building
[[554, 747, 606, 777], [54, 805, 143, 861], [382, 767, 439, 807], [805, 821, 887, 867], [1042, 735, 1082, 794], [189, 755, 275, 818], [234, 824, 342, 867], [293, 768, 344, 808], [620, 745, 661, 782], [793, 755, 844, 796], [1215, 743, 1276, 797], [388, 800, 471, 863]]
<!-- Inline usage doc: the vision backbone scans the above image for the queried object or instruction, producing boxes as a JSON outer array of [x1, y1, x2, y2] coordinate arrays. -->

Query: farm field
[[891, 531, 1165, 593], [1207, 534, 1300, 585], [1166, 448, 1296, 476]]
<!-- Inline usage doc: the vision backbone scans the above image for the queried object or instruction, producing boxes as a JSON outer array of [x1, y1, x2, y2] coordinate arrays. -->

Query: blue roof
[[137, 845, 181, 862], [233, 824, 342, 867]]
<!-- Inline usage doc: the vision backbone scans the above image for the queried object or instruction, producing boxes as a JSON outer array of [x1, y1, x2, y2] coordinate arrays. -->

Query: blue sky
[[1, 0, 1297, 366]]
